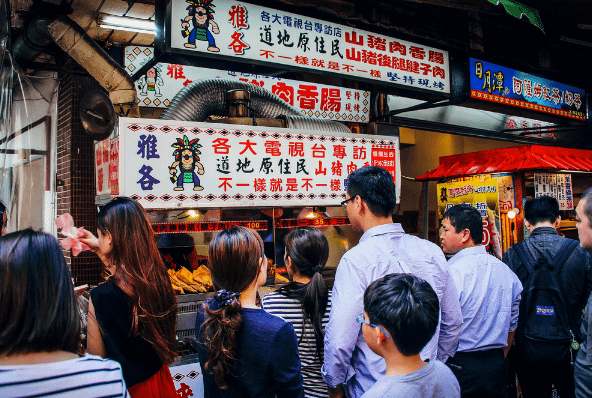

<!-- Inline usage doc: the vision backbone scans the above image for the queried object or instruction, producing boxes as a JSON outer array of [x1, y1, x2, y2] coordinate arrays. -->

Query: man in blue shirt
[[441, 204, 522, 398], [322, 166, 463, 398]]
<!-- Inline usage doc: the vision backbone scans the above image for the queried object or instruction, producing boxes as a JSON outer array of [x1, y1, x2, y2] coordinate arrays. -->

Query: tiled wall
[[57, 73, 103, 285]]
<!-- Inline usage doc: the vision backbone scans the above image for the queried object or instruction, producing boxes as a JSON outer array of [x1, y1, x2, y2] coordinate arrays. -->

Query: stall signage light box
[[117, 117, 400, 209], [166, 0, 450, 94], [534, 173, 573, 210], [470, 58, 586, 121], [125, 46, 370, 122]]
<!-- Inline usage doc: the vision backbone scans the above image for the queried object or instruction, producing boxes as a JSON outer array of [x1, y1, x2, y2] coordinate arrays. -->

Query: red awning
[[416, 145, 592, 181]]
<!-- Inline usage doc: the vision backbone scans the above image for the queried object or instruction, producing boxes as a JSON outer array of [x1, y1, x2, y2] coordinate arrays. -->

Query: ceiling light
[[99, 14, 155, 35]]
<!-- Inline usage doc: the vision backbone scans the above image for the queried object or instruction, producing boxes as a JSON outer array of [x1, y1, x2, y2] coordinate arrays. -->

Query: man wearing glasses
[[322, 166, 462, 398]]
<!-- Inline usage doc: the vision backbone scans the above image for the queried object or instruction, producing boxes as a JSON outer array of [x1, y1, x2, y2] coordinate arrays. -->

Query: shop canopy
[[416, 145, 592, 181]]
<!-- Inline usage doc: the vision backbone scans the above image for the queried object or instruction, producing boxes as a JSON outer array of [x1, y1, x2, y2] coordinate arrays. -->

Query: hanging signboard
[[117, 117, 400, 209], [160, 0, 449, 96], [95, 139, 110, 196], [470, 58, 586, 121], [124, 46, 370, 123], [534, 173, 574, 210]]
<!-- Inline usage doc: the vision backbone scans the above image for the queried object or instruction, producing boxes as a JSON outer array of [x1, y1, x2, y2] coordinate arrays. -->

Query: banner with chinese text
[[167, 0, 449, 94], [534, 173, 574, 210], [470, 58, 585, 121], [125, 46, 370, 123], [118, 117, 400, 208]]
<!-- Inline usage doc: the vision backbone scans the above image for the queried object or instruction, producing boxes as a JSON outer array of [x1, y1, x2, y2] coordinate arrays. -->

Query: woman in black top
[[81, 197, 177, 397]]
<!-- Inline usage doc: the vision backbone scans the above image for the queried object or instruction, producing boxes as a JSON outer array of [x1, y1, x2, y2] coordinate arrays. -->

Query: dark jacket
[[502, 227, 592, 343]]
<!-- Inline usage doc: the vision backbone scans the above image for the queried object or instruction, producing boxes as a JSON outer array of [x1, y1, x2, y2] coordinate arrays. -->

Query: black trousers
[[446, 348, 507, 398], [514, 344, 575, 398]]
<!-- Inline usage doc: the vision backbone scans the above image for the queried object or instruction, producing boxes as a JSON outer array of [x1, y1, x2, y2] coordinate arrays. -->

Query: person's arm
[[327, 384, 345, 398], [504, 330, 516, 358], [322, 257, 365, 392], [87, 298, 107, 358], [271, 323, 304, 398], [435, 255, 462, 362]]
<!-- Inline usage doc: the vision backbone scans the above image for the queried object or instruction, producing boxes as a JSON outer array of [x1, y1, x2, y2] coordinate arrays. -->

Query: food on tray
[[275, 273, 290, 284], [275, 267, 288, 275], [192, 265, 213, 290], [168, 266, 212, 294]]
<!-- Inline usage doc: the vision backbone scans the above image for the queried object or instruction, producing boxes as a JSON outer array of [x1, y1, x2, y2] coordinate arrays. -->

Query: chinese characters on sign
[[534, 173, 573, 210], [152, 220, 269, 234], [118, 117, 400, 208], [470, 58, 586, 121], [168, 0, 449, 94], [95, 139, 110, 196], [125, 46, 370, 122]]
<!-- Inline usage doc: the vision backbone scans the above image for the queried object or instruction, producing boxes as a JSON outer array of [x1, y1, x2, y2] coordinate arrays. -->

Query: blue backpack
[[513, 239, 578, 362]]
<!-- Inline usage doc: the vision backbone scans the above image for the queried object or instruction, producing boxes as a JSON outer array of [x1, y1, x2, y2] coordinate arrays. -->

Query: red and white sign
[[168, 0, 449, 94], [95, 139, 110, 196], [117, 117, 400, 209], [125, 46, 370, 122]]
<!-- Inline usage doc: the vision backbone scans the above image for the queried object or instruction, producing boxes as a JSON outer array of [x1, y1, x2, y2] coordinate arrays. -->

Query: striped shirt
[[262, 290, 332, 398], [0, 354, 130, 398]]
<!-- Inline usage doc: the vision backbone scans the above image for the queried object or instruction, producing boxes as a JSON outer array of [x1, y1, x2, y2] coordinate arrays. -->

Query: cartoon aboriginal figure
[[169, 136, 204, 191], [137, 65, 164, 97], [181, 0, 220, 52]]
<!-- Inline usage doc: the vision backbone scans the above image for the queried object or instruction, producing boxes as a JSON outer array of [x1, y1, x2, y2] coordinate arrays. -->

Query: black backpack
[[513, 239, 579, 362]]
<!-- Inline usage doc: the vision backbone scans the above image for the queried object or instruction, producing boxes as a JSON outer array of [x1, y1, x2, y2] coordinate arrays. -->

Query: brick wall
[[57, 72, 103, 285]]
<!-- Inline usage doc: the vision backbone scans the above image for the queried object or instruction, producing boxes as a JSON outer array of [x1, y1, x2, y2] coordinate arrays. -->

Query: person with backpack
[[503, 196, 592, 398], [441, 204, 522, 398]]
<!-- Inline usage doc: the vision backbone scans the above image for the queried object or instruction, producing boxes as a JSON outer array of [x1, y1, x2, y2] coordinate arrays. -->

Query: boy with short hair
[[359, 273, 460, 398]]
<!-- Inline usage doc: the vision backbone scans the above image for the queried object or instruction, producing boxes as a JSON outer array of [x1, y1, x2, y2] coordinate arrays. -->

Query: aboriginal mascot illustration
[[181, 0, 220, 52], [137, 65, 164, 97], [169, 136, 204, 191]]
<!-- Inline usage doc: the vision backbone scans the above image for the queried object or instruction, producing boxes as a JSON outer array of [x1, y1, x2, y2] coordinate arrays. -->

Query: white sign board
[[170, 362, 204, 398], [118, 117, 400, 208], [167, 0, 450, 94], [534, 173, 574, 210], [125, 46, 370, 122]]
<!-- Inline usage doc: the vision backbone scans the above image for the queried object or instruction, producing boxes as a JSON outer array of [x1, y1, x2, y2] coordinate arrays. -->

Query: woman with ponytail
[[80, 197, 178, 397], [196, 226, 303, 398], [261, 227, 331, 398]]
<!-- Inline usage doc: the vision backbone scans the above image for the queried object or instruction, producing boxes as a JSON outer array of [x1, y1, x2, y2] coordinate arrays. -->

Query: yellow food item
[[275, 273, 290, 284], [171, 283, 185, 294], [176, 267, 195, 285], [170, 274, 198, 293], [192, 265, 213, 290]]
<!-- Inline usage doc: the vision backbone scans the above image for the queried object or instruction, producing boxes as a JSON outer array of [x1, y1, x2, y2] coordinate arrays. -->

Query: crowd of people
[[2, 166, 592, 398]]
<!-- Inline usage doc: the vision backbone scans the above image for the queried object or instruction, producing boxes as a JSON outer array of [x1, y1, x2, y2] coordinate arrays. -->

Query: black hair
[[0, 200, 6, 232], [443, 204, 483, 244], [277, 227, 329, 360], [363, 273, 439, 357], [347, 166, 396, 217], [0, 229, 81, 356], [524, 196, 559, 226]]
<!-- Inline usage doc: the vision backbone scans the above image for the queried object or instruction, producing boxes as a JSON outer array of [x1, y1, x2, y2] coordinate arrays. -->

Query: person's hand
[[78, 229, 99, 252]]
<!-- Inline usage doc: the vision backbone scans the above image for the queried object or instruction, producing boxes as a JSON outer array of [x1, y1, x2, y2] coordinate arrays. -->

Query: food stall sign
[[164, 0, 449, 95], [534, 173, 573, 210], [470, 58, 586, 121], [437, 175, 515, 257], [153, 220, 269, 233], [95, 139, 110, 196], [274, 216, 350, 229], [125, 46, 370, 123], [118, 117, 400, 209]]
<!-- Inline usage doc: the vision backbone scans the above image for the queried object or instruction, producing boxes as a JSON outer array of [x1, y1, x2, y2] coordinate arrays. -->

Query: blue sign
[[470, 58, 586, 121]]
